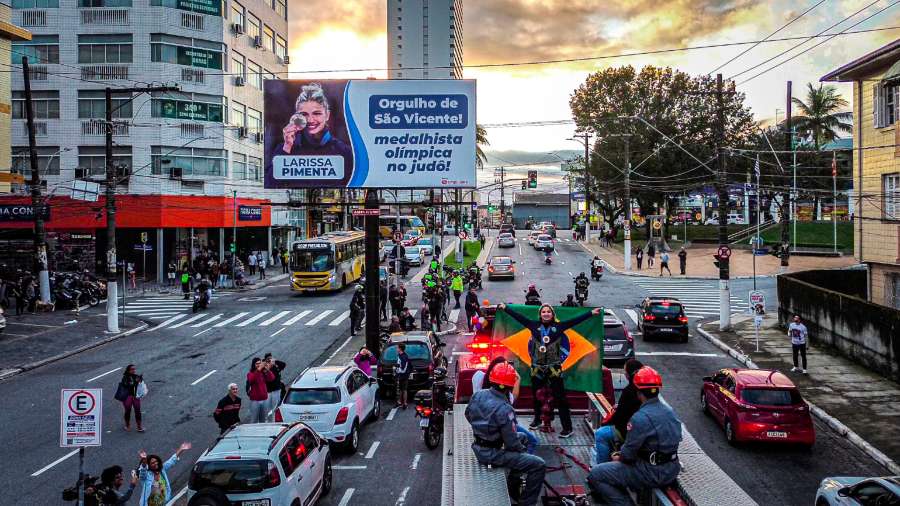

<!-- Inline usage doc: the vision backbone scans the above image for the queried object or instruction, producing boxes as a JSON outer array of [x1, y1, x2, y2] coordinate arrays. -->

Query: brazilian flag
[[491, 305, 605, 393]]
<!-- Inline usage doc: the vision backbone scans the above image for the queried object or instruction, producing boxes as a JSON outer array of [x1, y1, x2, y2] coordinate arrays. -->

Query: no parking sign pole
[[61, 388, 102, 506]]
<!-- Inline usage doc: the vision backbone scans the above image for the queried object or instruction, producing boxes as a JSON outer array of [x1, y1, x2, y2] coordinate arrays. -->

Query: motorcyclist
[[399, 307, 416, 331], [196, 276, 212, 307], [544, 248, 553, 263], [591, 255, 604, 279], [561, 294, 577, 307], [524, 284, 541, 305], [467, 264, 482, 288], [574, 272, 590, 303], [429, 258, 440, 274]]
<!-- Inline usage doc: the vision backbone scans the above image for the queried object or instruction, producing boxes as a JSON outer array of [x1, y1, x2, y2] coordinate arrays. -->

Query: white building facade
[[387, 0, 462, 80]]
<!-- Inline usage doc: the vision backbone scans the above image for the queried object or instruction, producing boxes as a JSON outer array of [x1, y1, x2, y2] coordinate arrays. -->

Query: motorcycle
[[574, 282, 589, 306], [414, 367, 455, 450], [468, 267, 483, 290], [524, 288, 542, 306], [192, 287, 210, 312], [591, 264, 603, 281], [544, 253, 553, 265]]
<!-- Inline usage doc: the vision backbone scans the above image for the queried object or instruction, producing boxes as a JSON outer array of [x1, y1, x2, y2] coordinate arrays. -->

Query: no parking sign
[[60, 389, 102, 447]]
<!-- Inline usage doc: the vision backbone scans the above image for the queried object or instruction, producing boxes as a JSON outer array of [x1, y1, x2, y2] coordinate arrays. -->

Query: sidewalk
[[698, 314, 900, 474], [583, 241, 856, 279], [129, 273, 290, 296]]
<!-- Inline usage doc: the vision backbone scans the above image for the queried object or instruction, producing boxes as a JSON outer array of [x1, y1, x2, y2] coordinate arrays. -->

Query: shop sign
[[0, 204, 50, 222], [157, 99, 223, 122], [238, 205, 263, 221], [177, 47, 223, 70], [176, 0, 221, 16]]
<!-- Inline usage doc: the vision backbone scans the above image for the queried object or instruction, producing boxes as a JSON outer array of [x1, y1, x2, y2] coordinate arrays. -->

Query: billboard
[[264, 79, 476, 189]]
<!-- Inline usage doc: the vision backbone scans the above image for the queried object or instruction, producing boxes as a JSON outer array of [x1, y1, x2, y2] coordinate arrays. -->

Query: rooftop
[[821, 38, 900, 82]]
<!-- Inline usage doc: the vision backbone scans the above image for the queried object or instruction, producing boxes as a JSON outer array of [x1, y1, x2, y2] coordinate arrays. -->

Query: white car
[[404, 245, 424, 266], [527, 231, 541, 246], [417, 237, 434, 256], [497, 233, 515, 248], [275, 365, 380, 453], [188, 421, 332, 506], [535, 234, 554, 251]]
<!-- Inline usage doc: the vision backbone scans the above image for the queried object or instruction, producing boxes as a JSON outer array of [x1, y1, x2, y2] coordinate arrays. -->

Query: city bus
[[289, 231, 366, 292], [378, 215, 426, 239]]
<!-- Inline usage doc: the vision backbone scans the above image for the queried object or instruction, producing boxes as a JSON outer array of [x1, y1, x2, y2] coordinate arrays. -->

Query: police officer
[[465, 363, 546, 506], [586, 366, 682, 505]]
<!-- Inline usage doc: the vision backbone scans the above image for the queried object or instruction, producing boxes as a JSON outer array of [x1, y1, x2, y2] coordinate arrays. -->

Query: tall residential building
[[0, 1, 29, 194], [0, 0, 305, 281], [387, 0, 463, 80]]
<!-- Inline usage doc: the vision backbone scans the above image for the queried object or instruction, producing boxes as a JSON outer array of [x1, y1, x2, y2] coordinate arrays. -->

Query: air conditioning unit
[[253, 35, 263, 48], [232, 23, 244, 34], [234, 76, 245, 86], [253, 132, 263, 143], [170, 167, 183, 179], [237, 126, 248, 138], [282, 55, 290, 64]]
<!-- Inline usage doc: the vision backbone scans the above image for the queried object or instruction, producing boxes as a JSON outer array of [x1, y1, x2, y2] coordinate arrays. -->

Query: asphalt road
[[0, 229, 887, 506]]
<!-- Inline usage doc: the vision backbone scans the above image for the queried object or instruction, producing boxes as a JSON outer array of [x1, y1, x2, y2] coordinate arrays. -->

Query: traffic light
[[521, 180, 527, 190], [489, 205, 495, 212], [527, 170, 538, 188], [713, 253, 721, 269], [229, 243, 236, 253]]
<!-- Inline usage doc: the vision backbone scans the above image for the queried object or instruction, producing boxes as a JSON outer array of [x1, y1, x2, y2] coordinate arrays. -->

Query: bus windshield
[[292, 247, 334, 272]]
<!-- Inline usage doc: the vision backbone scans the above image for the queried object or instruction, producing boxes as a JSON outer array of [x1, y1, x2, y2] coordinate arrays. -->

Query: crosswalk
[[148, 306, 463, 332], [631, 278, 749, 318], [125, 294, 227, 319]]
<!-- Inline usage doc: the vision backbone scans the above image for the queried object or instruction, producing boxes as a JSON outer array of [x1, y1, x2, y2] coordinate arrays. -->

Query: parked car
[[499, 223, 516, 237], [187, 422, 332, 506], [487, 256, 515, 280], [405, 245, 424, 266], [497, 233, 516, 248], [701, 368, 815, 447], [527, 230, 541, 246], [601, 309, 635, 367], [638, 297, 689, 342], [0, 307, 5, 333], [275, 365, 380, 453], [815, 476, 900, 505], [442, 224, 456, 235], [417, 236, 434, 256], [377, 333, 446, 397], [534, 234, 554, 251]]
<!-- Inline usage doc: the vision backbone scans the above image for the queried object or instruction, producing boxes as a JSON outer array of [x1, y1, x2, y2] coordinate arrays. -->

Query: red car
[[701, 368, 815, 447]]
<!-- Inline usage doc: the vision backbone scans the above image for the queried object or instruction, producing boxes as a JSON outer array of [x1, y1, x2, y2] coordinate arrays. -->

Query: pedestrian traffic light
[[713, 253, 721, 269], [521, 180, 527, 190], [528, 170, 538, 188], [229, 243, 236, 253], [489, 205, 495, 212]]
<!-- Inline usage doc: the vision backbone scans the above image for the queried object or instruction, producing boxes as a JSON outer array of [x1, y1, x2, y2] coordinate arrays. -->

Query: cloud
[[288, 0, 384, 39]]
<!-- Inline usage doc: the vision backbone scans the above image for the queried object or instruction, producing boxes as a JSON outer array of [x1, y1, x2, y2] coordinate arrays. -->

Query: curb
[[0, 323, 149, 382], [696, 323, 900, 476]]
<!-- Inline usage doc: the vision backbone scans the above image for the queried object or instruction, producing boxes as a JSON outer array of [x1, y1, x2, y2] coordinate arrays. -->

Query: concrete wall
[[778, 270, 900, 382], [511, 204, 569, 229]]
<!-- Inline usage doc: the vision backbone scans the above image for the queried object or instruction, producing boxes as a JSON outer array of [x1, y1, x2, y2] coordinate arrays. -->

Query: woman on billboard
[[277, 82, 352, 161]]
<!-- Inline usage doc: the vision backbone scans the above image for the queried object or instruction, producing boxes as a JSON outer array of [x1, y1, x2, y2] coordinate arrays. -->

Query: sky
[[287, 0, 900, 196]]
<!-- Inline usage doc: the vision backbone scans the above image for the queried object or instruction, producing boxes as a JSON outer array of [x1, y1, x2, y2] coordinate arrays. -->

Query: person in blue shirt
[[395, 342, 410, 409], [137, 442, 191, 506]]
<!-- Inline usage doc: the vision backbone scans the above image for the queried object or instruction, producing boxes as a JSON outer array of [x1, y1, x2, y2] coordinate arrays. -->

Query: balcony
[[181, 68, 205, 84], [81, 120, 129, 137], [180, 12, 203, 30], [81, 65, 129, 81], [18, 10, 47, 27], [80, 8, 129, 25]]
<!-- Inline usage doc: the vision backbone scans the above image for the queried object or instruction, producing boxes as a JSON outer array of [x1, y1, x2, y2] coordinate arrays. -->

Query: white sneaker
[[801, 369, 808, 374], [791, 367, 799, 372]]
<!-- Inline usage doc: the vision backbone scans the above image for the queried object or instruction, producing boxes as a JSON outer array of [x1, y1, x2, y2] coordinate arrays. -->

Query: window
[[77, 34, 132, 64], [274, 0, 285, 19], [345, 374, 358, 395], [231, 100, 245, 127], [12, 0, 58, 8], [246, 13, 260, 39], [248, 60, 262, 89], [78, 0, 131, 6], [190, 460, 268, 494], [151, 91, 224, 122], [232, 153, 247, 179], [275, 35, 287, 60], [248, 156, 261, 181], [263, 25, 274, 52], [12, 90, 59, 119], [12, 146, 61, 176], [230, 1, 244, 27], [77, 146, 132, 177], [12, 35, 59, 64], [151, 34, 223, 69], [231, 52, 245, 79], [351, 371, 368, 392], [382, 342, 430, 361], [283, 388, 340, 405], [874, 82, 900, 128], [741, 388, 801, 406], [77, 90, 132, 119], [248, 107, 262, 133], [151, 146, 226, 176], [884, 173, 900, 220]]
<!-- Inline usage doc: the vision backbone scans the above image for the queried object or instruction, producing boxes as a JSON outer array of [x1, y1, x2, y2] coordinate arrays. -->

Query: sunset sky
[[287, 1, 900, 193]]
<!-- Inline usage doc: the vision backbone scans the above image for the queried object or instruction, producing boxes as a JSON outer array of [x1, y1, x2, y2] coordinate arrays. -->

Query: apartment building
[[387, 0, 463, 80]]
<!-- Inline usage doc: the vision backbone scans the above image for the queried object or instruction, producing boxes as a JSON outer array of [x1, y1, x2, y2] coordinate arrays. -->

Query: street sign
[[458, 231, 468, 240], [652, 220, 662, 230], [60, 389, 102, 447], [352, 208, 381, 216], [717, 245, 732, 259], [140, 232, 148, 243], [133, 244, 153, 252], [749, 290, 765, 310], [393, 231, 403, 242]]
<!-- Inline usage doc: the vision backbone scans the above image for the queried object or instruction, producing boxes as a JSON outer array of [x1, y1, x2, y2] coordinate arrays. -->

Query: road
[[0, 229, 886, 506]]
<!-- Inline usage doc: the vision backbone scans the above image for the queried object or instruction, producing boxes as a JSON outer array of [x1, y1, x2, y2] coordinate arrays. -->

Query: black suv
[[377, 333, 447, 397], [499, 223, 516, 237], [638, 297, 689, 342]]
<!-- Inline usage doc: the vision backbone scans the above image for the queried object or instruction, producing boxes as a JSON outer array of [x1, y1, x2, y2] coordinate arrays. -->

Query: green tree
[[790, 83, 852, 149], [476, 124, 489, 169]]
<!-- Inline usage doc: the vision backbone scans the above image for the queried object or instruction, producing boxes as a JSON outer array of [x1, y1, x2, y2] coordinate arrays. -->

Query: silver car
[[534, 234, 554, 251], [405, 245, 424, 266], [417, 237, 434, 256], [497, 233, 515, 248], [815, 476, 900, 505]]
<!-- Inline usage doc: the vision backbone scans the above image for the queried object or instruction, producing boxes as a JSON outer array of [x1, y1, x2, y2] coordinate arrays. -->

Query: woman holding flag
[[496, 303, 601, 438]]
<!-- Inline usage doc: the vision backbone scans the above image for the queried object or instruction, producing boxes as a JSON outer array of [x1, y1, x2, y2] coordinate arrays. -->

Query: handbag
[[135, 381, 149, 399], [114, 382, 129, 402]]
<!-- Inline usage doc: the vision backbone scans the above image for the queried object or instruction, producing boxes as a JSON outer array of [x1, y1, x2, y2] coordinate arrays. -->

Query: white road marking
[[365, 441, 380, 459], [192, 328, 213, 338], [306, 310, 334, 326], [31, 449, 79, 476], [190, 314, 223, 327], [396, 486, 411, 505], [568, 271, 573, 277], [137, 311, 180, 317], [214, 312, 250, 327], [191, 369, 217, 385], [329, 310, 351, 326], [554, 249, 560, 256], [636, 352, 720, 357], [449, 308, 460, 322], [323, 333, 355, 365], [410, 453, 422, 470], [166, 486, 187, 506], [168, 313, 208, 329], [149, 315, 174, 320], [337, 488, 356, 506], [87, 367, 121, 383], [386, 407, 398, 420], [409, 309, 418, 317], [270, 328, 286, 337], [149, 314, 187, 331], [623, 309, 639, 326], [282, 310, 311, 325], [235, 311, 270, 327], [335, 466, 368, 470], [259, 310, 291, 326]]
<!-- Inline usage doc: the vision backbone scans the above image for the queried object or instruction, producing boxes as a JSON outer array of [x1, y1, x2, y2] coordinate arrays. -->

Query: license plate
[[659, 328, 673, 332], [298, 414, 318, 421], [766, 431, 787, 438], [419, 418, 430, 428], [242, 500, 270, 506], [604, 344, 622, 352]]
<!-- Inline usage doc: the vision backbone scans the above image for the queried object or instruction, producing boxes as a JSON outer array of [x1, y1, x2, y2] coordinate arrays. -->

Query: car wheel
[[321, 454, 333, 496], [344, 421, 359, 453], [187, 488, 230, 506], [725, 419, 737, 445], [680, 333, 689, 343], [370, 398, 381, 422], [700, 392, 709, 415]]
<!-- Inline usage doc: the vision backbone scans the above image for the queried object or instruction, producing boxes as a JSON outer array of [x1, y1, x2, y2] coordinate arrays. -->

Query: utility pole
[[104, 85, 179, 332], [617, 134, 632, 270], [715, 74, 731, 331], [22, 57, 50, 304], [574, 133, 592, 242], [364, 190, 381, 357], [498, 167, 506, 225], [781, 81, 792, 267], [232, 190, 237, 288]]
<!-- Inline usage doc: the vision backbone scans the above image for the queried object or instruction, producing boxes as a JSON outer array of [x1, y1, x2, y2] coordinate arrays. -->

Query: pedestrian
[[593, 359, 643, 465], [180, 270, 191, 300], [659, 251, 672, 276], [116, 364, 145, 432], [349, 285, 365, 336], [213, 383, 242, 434], [428, 286, 443, 332], [166, 262, 176, 287], [395, 342, 410, 408], [218, 260, 228, 287], [263, 353, 286, 410], [24, 277, 36, 313], [399, 307, 415, 331], [282, 249, 290, 274], [464, 285, 480, 332], [678, 247, 687, 275], [137, 443, 191, 506], [12, 279, 24, 316], [271, 247, 279, 267], [354, 346, 377, 376], [635, 247, 643, 270], [451, 271, 464, 309], [257, 253, 266, 280], [210, 262, 219, 289], [248, 251, 257, 276], [788, 315, 809, 374], [246, 357, 274, 423], [0, 277, 8, 311], [389, 283, 402, 317], [95, 464, 137, 505], [379, 279, 388, 321], [647, 243, 655, 268], [479, 234, 485, 249], [434, 242, 442, 259], [127, 262, 136, 289]]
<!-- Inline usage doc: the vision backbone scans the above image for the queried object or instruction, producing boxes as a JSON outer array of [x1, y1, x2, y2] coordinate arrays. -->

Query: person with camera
[[246, 357, 275, 423], [96, 465, 137, 505]]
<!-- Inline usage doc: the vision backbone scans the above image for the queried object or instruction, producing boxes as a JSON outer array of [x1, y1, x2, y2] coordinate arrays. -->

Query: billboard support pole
[[364, 190, 381, 358]]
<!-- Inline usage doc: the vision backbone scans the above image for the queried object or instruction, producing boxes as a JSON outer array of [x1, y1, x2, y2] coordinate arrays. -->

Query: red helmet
[[489, 363, 519, 387], [633, 366, 663, 391]]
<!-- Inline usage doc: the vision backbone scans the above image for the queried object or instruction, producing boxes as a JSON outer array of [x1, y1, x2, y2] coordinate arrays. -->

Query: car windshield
[[190, 460, 268, 493], [406, 246, 420, 255], [605, 325, 627, 340], [382, 342, 431, 361], [649, 303, 683, 316], [492, 257, 511, 265], [283, 388, 340, 405], [538, 235, 551, 241], [291, 247, 334, 273], [419, 238, 432, 246], [741, 388, 801, 406], [409, 216, 425, 227], [499, 233, 512, 239]]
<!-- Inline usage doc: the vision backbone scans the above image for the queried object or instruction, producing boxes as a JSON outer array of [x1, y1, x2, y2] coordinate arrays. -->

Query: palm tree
[[791, 83, 852, 149], [476, 124, 489, 169]]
